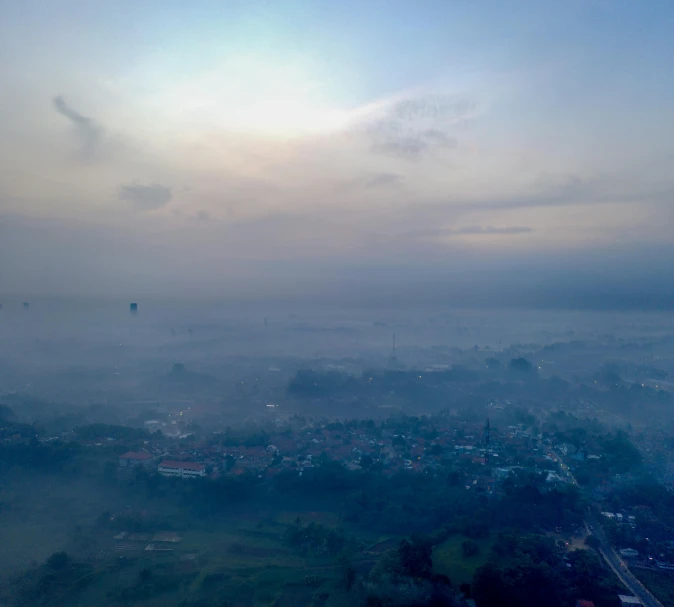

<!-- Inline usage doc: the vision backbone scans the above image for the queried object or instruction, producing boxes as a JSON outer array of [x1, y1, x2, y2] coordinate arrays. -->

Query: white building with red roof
[[158, 460, 206, 478]]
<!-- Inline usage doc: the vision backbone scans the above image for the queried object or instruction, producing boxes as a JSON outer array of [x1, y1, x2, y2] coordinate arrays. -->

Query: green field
[[432, 534, 493, 587], [0, 477, 372, 607], [633, 568, 674, 607]]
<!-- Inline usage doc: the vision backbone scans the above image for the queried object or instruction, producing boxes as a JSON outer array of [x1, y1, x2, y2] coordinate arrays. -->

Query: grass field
[[633, 568, 674, 607], [0, 471, 389, 606], [432, 534, 493, 588]]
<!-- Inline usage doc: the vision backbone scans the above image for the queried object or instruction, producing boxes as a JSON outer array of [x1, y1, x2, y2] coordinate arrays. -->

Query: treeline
[[472, 534, 622, 607], [0, 439, 82, 472], [121, 456, 584, 536], [74, 423, 152, 441]]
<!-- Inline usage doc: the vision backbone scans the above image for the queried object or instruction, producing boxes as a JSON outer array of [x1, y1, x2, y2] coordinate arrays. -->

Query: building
[[576, 601, 595, 607], [619, 548, 639, 558], [118, 451, 154, 468], [618, 596, 642, 607], [158, 460, 206, 478]]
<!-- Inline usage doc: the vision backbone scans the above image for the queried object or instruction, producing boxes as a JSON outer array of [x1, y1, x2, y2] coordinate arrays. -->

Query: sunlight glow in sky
[[1, 0, 673, 301]]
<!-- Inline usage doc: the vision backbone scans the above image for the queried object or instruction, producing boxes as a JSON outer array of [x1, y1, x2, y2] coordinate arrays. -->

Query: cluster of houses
[[114, 418, 580, 497]]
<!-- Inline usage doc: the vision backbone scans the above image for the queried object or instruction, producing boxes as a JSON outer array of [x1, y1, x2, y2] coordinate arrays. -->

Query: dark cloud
[[364, 95, 470, 159], [118, 183, 173, 211], [52, 95, 103, 160]]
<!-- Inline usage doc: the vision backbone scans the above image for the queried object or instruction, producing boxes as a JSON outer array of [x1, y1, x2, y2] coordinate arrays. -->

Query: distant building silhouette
[[22, 302, 30, 310], [130, 302, 138, 315]]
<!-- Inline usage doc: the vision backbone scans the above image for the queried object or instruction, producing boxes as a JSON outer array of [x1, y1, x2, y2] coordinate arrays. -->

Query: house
[[158, 460, 206, 478], [576, 601, 595, 607], [118, 451, 154, 468], [151, 532, 182, 543], [619, 548, 639, 558], [618, 595, 642, 606]]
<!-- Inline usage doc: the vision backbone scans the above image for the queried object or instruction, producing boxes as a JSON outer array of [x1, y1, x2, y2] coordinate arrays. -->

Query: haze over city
[[2, 4, 674, 607]]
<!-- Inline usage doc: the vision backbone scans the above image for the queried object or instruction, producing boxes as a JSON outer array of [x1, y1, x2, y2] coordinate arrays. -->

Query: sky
[[1, 0, 673, 306]]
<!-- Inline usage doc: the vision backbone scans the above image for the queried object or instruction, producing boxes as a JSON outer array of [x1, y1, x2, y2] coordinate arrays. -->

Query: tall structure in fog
[[22, 302, 29, 310], [130, 302, 138, 315]]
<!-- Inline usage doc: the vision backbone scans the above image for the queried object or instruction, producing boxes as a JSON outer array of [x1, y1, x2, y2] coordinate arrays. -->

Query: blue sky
[[1, 1, 673, 304]]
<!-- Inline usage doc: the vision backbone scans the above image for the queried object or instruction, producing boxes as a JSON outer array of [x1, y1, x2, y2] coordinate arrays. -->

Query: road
[[583, 519, 664, 607], [548, 449, 664, 607]]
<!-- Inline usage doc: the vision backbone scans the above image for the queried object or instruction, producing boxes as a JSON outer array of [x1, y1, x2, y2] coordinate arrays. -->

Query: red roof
[[120, 451, 153, 460], [159, 460, 205, 471], [576, 601, 595, 607]]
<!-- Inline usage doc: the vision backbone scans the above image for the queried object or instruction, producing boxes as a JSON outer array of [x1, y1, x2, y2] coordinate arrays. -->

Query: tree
[[46, 551, 70, 570], [430, 444, 444, 456], [398, 539, 433, 579], [584, 534, 601, 550], [360, 454, 374, 470], [509, 357, 534, 374], [392, 435, 407, 448]]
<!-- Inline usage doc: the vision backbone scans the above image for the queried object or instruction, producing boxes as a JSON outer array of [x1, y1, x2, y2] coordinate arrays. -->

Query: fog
[[3, 1, 674, 605]]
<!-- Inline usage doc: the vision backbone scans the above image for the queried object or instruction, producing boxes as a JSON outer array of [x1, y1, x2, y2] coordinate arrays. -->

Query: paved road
[[596, 536, 664, 607], [549, 449, 664, 607]]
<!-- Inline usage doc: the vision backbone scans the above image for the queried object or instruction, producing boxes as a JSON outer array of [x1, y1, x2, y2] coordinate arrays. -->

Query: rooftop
[[159, 460, 205, 471]]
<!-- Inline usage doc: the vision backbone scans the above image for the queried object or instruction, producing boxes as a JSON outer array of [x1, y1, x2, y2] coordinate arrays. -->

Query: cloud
[[361, 94, 470, 159], [372, 137, 430, 159], [52, 96, 103, 160], [421, 129, 458, 148], [118, 183, 173, 211], [363, 173, 403, 188], [404, 225, 534, 240], [452, 225, 533, 235]]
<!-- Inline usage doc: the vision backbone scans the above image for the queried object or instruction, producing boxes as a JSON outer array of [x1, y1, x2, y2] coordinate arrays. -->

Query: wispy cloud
[[52, 96, 103, 161], [404, 225, 534, 240], [118, 183, 173, 211], [360, 94, 472, 159]]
